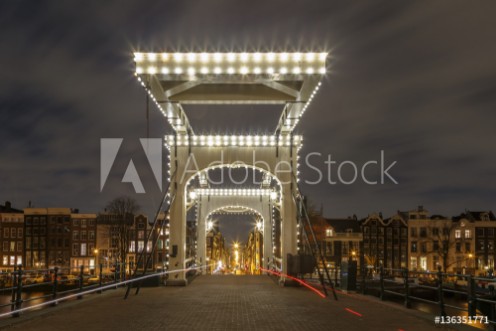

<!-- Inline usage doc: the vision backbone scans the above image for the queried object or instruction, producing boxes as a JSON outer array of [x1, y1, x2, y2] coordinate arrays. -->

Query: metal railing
[[0, 262, 156, 319], [360, 266, 496, 330]]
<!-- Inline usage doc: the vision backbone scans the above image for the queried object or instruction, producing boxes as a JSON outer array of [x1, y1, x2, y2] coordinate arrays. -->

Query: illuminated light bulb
[[136, 67, 143, 74], [200, 67, 209, 74], [161, 53, 169, 61], [174, 67, 183, 74], [161, 67, 170, 74], [214, 53, 222, 62], [253, 67, 261, 74], [266, 67, 275, 74], [240, 66, 249, 74], [200, 53, 209, 62], [227, 53, 236, 62], [214, 67, 222, 74], [319, 67, 326, 74], [173, 53, 184, 62], [306, 67, 314, 74], [240, 53, 249, 62], [187, 67, 196, 75], [280, 67, 288, 74], [134, 53, 144, 62], [187, 53, 197, 62], [147, 53, 157, 61], [227, 67, 235, 74], [292, 66, 301, 74], [280, 53, 289, 62], [253, 53, 262, 62], [305, 53, 316, 62], [319, 52, 327, 61], [266, 53, 275, 62], [292, 53, 302, 61], [147, 66, 157, 74]]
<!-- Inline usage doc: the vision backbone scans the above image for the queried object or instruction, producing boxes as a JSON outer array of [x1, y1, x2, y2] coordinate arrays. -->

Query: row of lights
[[192, 188, 278, 199], [136, 65, 325, 76], [165, 135, 302, 147], [134, 52, 327, 64], [284, 81, 322, 130]]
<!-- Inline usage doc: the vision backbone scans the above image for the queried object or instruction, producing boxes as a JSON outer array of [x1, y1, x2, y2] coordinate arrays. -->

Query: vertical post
[[14, 265, 23, 317], [114, 262, 118, 289], [404, 268, 411, 308], [99, 263, 103, 293], [467, 275, 476, 316], [77, 265, 84, 299], [379, 265, 385, 300], [437, 266, 446, 316], [51, 267, 58, 306], [10, 265, 17, 317]]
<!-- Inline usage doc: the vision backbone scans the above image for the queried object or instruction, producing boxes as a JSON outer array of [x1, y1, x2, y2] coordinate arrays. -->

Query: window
[[410, 257, 417, 269], [81, 231, 87, 240], [2, 256, 7, 266], [10, 242, 15, 252], [10, 256, 15, 265], [482, 214, 490, 221], [455, 230, 461, 238], [421, 242, 427, 253], [73, 244, 79, 256], [411, 241, 417, 253], [81, 243, 87, 256], [489, 241, 494, 251], [17, 256, 22, 265], [17, 228, 23, 238], [443, 228, 450, 235], [10, 228, 16, 238], [3, 228, 9, 238], [433, 255, 439, 270], [477, 228, 485, 236], [129, 241, 135, 252], [478, 240, 485, 251], [465, 229, 472, 239], [432, 228, 439, 236], [138, 222, 145, 229], [17, 242, 22, 252], [73, 231, 79, 240], [138, 231, 144, 240], [2, 242, 8, 252], [465, 243, 471, 252], [81, 219, 87, 227], [138, 241, 144, 252], [433, 241, 439, 251], [410, 228, 417, 237], [26, 227, 31, 236], [420, 228, 427, 238], [73, 219, 80, 226], [488, 228, 495, 237], [89, 219, 96, 227], [89, 231, 95, 240], [326, 228, 333, 237], [456, 242, 461, 253]]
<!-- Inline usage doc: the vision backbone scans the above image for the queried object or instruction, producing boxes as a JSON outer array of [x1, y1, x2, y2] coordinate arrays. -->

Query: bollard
[[467, 275, 476, 316], [437, 266, 446, 317], [77, 265, 84, 299], [13, 265, 23, 317], [379, 265, 385, 301], [99, 263, 103, 294], [52, 267, 59, 306], [404, 268, 411, 308], [10, 265, 17, 316]]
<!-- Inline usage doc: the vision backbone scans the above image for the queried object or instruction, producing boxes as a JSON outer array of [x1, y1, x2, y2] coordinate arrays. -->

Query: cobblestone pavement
[[0, 275, 478, 331]]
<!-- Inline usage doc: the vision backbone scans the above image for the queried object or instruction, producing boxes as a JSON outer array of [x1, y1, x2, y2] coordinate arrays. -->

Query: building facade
[[0, 202, 24, 270]]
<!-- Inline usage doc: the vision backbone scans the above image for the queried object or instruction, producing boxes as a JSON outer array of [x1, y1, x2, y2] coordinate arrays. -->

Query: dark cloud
[[1, 0, 495, 244]]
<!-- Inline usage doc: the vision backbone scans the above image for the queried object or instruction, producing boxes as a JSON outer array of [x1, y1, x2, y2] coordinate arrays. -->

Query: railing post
[[467, 275, 476, 316], [379, 265, 385, 301], [437, 266, 446, 316], [404, 268, 411, 308], [99, 263, 103, 293], [51, 267, 58, 306], [13, 265, 23, 317], [361, 264, 366, 294], [10, 265, 17, 317], [114, 263, 118, 289], [77, 265, 84, 299]]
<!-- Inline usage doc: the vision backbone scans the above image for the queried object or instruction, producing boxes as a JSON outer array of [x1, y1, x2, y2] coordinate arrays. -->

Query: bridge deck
[[1, 275, 469, 331]]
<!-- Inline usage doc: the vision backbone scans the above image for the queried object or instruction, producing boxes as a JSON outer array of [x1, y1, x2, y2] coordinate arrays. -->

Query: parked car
[[86, 276, 100, 285]]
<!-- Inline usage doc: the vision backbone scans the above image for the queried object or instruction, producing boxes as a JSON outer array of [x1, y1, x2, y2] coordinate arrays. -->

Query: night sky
[[1, 1, 495, 244]]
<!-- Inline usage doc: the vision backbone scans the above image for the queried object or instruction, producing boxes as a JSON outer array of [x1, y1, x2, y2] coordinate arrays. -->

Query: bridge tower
[[133, 52, 327, 285]]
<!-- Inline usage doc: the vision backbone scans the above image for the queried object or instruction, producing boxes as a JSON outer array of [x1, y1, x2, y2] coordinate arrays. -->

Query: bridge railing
[[359, 266, 496, 330], [0, 262, 142, 319]]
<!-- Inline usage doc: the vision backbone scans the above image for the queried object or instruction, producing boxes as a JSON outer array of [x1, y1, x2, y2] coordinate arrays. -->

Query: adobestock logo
[[100, 138, 399, 194], [100, 138, 163, 193]]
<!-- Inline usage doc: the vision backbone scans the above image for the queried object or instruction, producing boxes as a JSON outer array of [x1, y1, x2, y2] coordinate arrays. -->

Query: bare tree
[[105, 196, 140, 279], [424, 220, 465, 272]]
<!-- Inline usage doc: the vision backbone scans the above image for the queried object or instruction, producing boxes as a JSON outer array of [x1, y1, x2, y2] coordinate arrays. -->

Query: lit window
[[81, 243, 87, 256], [465, 230, 471, 239], [325, 228, 333, 237], [455, 230, 461, 239]]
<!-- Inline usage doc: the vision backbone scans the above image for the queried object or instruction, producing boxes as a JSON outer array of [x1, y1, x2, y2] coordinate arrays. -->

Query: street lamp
[[93, 249, 99, 275]]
